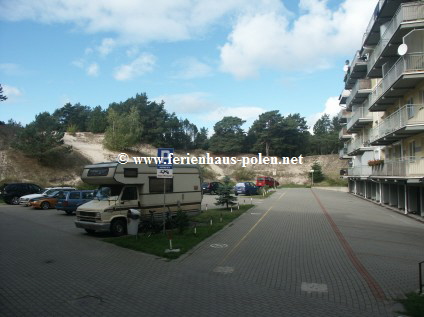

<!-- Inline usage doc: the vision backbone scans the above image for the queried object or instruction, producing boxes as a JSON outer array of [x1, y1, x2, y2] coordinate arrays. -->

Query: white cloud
[[204, 106, 265, 122], [155, 92, 216, 114], [0, 0, 287, 44], [72, 59, 99, 77], [97, 38, 116, 56], [87, 62, 99, 76], [172, 57, 212, 79], [114, 53, 156, 81], [1, 84, 22, 102], [307, 96, 340, 131], [0, 63, 25, 76], [220, 0, 378, 78]]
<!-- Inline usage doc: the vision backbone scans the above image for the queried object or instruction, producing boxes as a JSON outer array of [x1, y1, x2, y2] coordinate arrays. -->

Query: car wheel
[[85, 229, 96, 234], [111, 218, 127, 237], [11, 196, 20, 205], [41, 202, 50, 210]]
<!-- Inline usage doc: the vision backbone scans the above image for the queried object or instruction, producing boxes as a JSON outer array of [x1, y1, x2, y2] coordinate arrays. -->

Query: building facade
[[339, 0, 424, 217]]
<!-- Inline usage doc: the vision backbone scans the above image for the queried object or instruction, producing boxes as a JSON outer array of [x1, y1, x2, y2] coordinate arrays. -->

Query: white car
[[19, 187, 76, 206]]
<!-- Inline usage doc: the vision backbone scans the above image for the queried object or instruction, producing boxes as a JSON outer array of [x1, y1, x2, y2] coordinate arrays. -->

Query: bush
[[309, 161, 324, 183], [174, 209, 189, 234], [232, 167, 255, 182]]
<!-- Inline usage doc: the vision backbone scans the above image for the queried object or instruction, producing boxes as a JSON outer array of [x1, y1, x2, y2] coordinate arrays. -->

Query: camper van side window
[[121, 187, 138, 200], [87, 167, 109, 177], [124, 168, 138, 177], [149, 177, 173, 194]]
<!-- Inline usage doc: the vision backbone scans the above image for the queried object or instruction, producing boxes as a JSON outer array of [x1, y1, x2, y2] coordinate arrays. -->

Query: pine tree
[[215, 176, 237, 209]]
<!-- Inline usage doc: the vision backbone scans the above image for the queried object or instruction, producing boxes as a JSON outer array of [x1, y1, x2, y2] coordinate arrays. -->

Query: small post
[[230, 207, 233, 213], [237, 202, 240, 210], [206, 204, 208, 211], [194, 223, 197, 235], [220, 213, 223, 222], [210, 218, 213, 226], [420, 261, 424, 294]]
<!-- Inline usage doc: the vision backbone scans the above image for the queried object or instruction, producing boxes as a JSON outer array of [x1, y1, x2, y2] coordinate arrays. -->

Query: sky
[[0, 0, 379, 134]]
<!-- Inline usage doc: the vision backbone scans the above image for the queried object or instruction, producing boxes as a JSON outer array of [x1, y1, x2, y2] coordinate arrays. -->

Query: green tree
[[53, 102, 91, 132], [194, 127, 209, 150], [215, 176, 237, 209], [209, 116, 246, 153], [309, 161, 324, 183], [86, 106, 107, 133], [13, 112, 68, 163], [248, 110, 282, 156], [0, 84, 7, 102], [313, 114, 331, 135], [103, 106, 142, 151]]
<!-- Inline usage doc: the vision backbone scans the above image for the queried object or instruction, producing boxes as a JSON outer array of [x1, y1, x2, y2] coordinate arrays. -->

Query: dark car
[[201, 182, 223, 194], [56, 190, 97, 215], [234, 182, 259, 196], [0, 183, 43, 205]]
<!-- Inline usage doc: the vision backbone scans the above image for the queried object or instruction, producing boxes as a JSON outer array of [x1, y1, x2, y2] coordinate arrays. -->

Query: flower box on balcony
[[368, 159, 384, 166]]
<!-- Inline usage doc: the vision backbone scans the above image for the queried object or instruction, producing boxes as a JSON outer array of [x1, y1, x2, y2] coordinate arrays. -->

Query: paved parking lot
[[1, 188, 423, 316]]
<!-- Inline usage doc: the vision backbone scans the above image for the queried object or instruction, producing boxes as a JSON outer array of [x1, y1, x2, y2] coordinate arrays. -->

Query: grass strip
[[104, 204, 254, 260], [396, 292, 424, 317]]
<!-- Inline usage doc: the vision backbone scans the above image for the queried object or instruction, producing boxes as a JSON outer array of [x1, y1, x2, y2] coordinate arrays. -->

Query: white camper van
[[74, 162, 202, 236]]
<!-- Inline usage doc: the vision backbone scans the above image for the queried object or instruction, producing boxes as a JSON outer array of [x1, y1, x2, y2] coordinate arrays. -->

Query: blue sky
[[0, 0, 378, 133]]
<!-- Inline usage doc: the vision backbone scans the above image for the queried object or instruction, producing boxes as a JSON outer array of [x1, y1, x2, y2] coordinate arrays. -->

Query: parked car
[[56, 190, 97, 215], [234, 182, 259, 196], [29, 190, 69, 210], [201, 182, 223, 194], [256, 176, 279, 188], [0, 183, 43, 205], [19, 187, 76, 206]]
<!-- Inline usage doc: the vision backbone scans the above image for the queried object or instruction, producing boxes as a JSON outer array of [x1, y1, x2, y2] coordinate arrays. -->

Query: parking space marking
[[301, 282, 328, 293]]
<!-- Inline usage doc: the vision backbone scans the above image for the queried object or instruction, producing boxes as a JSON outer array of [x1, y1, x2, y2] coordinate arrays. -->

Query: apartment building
[[339, 0, 424, 217]]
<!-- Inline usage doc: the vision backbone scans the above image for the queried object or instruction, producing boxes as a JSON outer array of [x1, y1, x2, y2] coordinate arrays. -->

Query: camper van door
[[119, 186, 139, 209]]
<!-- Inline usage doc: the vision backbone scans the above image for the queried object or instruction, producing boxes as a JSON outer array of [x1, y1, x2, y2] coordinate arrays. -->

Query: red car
[[256, 176, 279, 187]]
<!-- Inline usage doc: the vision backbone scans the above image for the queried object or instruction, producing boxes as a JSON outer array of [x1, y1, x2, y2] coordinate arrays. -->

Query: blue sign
[[157, 148, 174, 169]]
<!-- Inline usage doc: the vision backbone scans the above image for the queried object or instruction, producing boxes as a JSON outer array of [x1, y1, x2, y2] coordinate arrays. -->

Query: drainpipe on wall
[[404, 184, 408, 215]]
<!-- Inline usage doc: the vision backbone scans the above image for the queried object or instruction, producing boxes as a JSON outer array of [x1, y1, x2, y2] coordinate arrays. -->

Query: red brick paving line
[[311, 189, 386, 301]]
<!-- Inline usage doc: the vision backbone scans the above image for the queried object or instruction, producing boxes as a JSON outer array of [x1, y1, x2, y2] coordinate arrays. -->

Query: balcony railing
[[339, 147, 349, 159], [339, 127, 352, 139], [370, 104, 424, 143], [347, 137, 372, 155], [345, 79, 372, 109], [346, 106, 372, 131], [371, 157, 424, 177], [348, 165, 373, 177], [367, 2, 424, 74], [362, 0, 386, 46], [370, 53, 424, 108], [337, 108, 351, 122]]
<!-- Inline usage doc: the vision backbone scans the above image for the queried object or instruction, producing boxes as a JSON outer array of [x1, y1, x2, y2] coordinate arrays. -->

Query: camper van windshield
[[96, 185, 123, 200]]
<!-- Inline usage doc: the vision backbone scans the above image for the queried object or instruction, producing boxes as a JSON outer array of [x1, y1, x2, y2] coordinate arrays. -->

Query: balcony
[[339, 127, 352, 140], [345, 79, 372, 110], [337, 108, 351, 124], [347, 165, 373, 177], [346, 106, 373, 133], [339, 90, 351, 105], [367, 2, 424, 78], [369, 53, 424, 111], [339, 147, 352, 160], [344, 51, 368, 89], [370, 104, 424, 145], [371, 156, 424, 177], [346, 137, 373, 156]]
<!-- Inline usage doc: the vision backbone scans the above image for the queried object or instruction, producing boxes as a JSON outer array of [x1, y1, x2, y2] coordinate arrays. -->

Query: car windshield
[[96, 185, 122, 201], [43, 189, 56, 195], [46, 191, 60, 197]]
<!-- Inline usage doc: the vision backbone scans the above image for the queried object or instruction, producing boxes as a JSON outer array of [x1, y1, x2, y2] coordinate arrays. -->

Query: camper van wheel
[[41, 202, 50, 210], [111, 218, 127, 237], [85, 229, 96, 234]]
